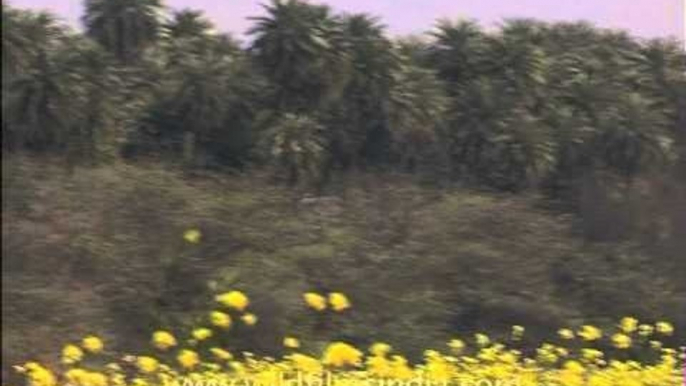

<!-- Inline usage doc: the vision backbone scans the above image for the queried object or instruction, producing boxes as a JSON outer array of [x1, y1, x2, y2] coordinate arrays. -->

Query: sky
[[8, 0, 686, 42]]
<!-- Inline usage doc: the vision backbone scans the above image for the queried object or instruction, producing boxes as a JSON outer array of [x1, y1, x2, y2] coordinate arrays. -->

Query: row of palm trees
[[2, 0, 685, 191]]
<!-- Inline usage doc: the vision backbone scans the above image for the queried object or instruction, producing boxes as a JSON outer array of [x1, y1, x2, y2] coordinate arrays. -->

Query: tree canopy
[[2, 0, 685, 188]]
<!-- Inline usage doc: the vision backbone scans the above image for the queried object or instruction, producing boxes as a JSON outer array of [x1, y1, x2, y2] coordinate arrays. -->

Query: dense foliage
[[2, 0, 686, 383], [3, 0, 684, 190]]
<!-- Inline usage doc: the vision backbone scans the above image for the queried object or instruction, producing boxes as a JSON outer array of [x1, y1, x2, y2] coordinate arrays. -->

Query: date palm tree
[[430, 19, 555, 189], [83, 0, 163, 64], [249, 0, 348, 113], [259, 113, 326, 185], [3, 11, 70, 150], [326, 13, 398, 168], [388, 54, 448, 172], [143, 13, 259, 166], [2, 3, 29, 76], [166, 9, 213, 40]]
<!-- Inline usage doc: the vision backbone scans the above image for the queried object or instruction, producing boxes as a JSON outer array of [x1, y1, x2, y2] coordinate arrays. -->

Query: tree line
[[2, 0, 685, 192]]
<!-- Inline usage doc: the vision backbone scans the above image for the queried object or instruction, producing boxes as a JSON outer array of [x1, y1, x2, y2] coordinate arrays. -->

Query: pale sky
[[8, 0, 686, 42]]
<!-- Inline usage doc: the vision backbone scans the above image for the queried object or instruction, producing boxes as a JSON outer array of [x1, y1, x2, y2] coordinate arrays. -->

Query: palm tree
[[248, 0, 348, 112], [2, 7, 66, 74], [543, 27, 676, 185], [495, 20, 549, 104], [83, 0, 163, 64], [2, 5, 30, 147], [642, 39, 686, 150], [325, 13, 398, 169], [166, 9, 213, 40], [141, 17, 259, 166], [60, 35, 120, 163], [163, 9, 239, 69], [3, 11, 71, 150], [2, 3, 29, 76], [5, 50, 76, 153], [485, 20, 554, 188], [594, 92, 673, 178], [387, 54, 448, 172], [428, 19, 489, 92], [2, 5, 128, 162], [5, 31, 120, 163], [259, 113, 326, 185], [173, 58, 232, 166], [430, 19, 555, 189]]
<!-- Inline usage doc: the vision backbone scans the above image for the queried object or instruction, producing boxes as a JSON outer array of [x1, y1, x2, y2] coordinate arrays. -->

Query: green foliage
[[259, 113, 327, 185], [165, 9, 214, 40], [3, 1, 684, 187], [130, 30, 260, 167], [388, 58, 448, 172], [2, 1, 686, 375], [83, 0, 163, 64], [324, 14, 398, 169], [2, 18, 119, 164], [249, 0, 349, 113]]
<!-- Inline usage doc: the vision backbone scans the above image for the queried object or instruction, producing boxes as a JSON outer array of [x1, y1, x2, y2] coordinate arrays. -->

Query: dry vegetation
[[3, 156, 684, 382]]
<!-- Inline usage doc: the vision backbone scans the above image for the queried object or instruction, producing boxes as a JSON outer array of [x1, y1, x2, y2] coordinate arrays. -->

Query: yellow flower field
[[14, 290, 685, 386]]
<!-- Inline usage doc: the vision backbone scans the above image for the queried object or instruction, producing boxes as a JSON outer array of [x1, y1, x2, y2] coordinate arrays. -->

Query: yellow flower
[[151, 331, 177, 350], [183, 228, 201, 244], [210, 311, 232, 329], [288, 353, 322, 373], [81, 335, 104, 354], [578, 325, 602, 341], [322, 342, 363, 368], [390, 355, 414, 379], [370, 342, 392, 356], [638, 324, 654, 337], [26, 291, 684, 386], [85, 372, 107, 386], [64, 369, 106, 386], [619, 317, 638, 333], [563, 360, 584, 373], [61, 344, 84, 365], [558, 329, 575, 340], [229, 361, 246, 374], [65, 368, 88, 386], [303, 292, 327, 311], [210, 347, 233, 361], [328, 292, 351, 312], [284, 337, 300, 349], [24, 363, 56, 386], [536, 344, 559, 365], [367, 355, 392, 377], [136, 356, 159, 373], [581, 348, 604, 362], [191, 328, 213, 341], [447, 339, 465, 353], [649, 340, 663, 350], [475, 333, 490, 347], [512, 325, 525, 340], [131, 377, 149, 386], [241, 313, 258, 326], [176, 349, 200, 369], [655, 322, 674, 336], [215, 291, 250, 311], [611, 333, 632, 349]]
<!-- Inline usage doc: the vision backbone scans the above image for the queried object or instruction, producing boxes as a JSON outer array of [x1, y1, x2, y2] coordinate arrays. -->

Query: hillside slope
[[2, 156, 684, 376]]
